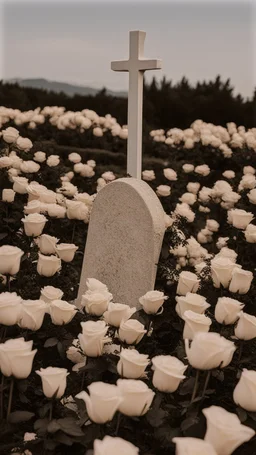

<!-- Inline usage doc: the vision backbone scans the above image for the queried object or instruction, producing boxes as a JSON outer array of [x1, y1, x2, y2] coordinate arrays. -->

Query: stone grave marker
[[76, 31, 165, 308]]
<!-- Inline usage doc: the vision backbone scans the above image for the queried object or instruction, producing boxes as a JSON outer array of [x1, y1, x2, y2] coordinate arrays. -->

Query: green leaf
[[57, 417, 84, 437], [54, 432, 74, 446], [44, 337, 58, 348], [146, 407, 167, 428], [0, 232, 8, 240], [47, 419, 61, 433], [8, 411, 35, 423], [178, 377, 195, 396], [34, 418, 49, 435]]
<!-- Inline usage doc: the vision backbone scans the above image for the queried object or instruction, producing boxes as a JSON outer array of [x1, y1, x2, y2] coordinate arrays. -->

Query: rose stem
[[201, 370, 211, 398], [71, 223, 76, 243], [115, 412, 122, 436], [0, 374, 4, 420], [190, 369, 200, 403], [49, 400, 53, 421], [6, 275, 10, 292], [7, 377, 14, 421], [238, 340, 244, 362]]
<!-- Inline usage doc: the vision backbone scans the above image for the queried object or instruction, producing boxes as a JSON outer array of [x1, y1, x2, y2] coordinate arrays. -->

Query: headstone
[[76, 178, 165, 308]]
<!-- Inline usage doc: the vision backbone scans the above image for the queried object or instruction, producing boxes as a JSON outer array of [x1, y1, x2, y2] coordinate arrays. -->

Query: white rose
[[195, 165, 210, 176], [80, 164, 95, 177], [24, 200, 41, 214], [93, 127, 103, 137], [16, 137, 33, 151], [73, 163, 84, 174], [198, 186, 212, 203], [66, 343, 85, 364], [22, 213, 47, 237], [156, 185, 171, 197], [117, 379, 155, 416], [182, 164, 194, 173], [94, 436, 139, 455], [38, 190, 56, 204], [203, 405, 255, 455], [174, 203, 195, 222], [0, 338, 37, 378], [76, 382, 122, 423], [79, 320, 110, 357], [20, 161, 40, 174], [2, 126, 19, 143], [215, 297, 244, 325], [228, 209, 254, 229], [68, 152, 81, 163], [245, 224, 256, 243], [13, 176, 29, 194], [142, 170, 155, 181], [179, 192, 197, 205], [58, 182, 77, 197], [248, 188, 256, 204], [235, 311, 256, 340], [74, 192, 94, 207], [86, 278, 109, 292], [164, 214, 174, 229], [40, 285, 63, 303], [97, 177, 107, 192], [47, 204, 66, 218], [211, 257, 238, 288], [118, 319, 146, 345], [46, 155, 60, 167], [163, 168, 177, 181], [229, 268, 253, 294], [102, 171, 115, 181], [117, 349, 149, 379], [185, 332, 236, 370], [186, 182, 200, 194], [87, 159, 96, 168], [215, 247, 237, 263], [233, 369, 256, 412], [103, 302, 136, 327], [36, 367, 69, 398], [177, 271, 200, 295], [50, 300, 77, 325], [82, 290, 112, 316], [33, 151, 46, 163], [2, 189, 15, 202], [206, 219, 219, 232], [37, 253, 61, 277], [19, 299, 47, 331], [173, 437, 217, 455], [36, 234, 59, 254], [151, 355, 187, 393], [8, 168, 20, 181], [139, 290, 168, 315], [66, 200, 89, 221], [0, 245, 24, 275], [244, 166, 255, 175], [182, 310, 212, 339], [55, 243, 78, 262], [0, 292, 22, 326]]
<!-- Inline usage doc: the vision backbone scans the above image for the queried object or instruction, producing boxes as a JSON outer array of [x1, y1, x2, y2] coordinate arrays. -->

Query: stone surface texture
[[76, 177, 165, 308]]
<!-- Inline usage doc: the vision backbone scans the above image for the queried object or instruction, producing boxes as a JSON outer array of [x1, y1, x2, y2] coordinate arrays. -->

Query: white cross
[[111, 30, 162, 179]]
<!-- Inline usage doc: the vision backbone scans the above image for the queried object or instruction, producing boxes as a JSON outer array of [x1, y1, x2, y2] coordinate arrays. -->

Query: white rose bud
[[24, 200, 42, 214], [0, 157, 14, 168], [203, 405, 255, 455], [66, 200, 89, 221], [163, 168, 177, 181], [82, 290, 112, 316], [22, 213, 47, 237], [0, 292, 22, 326], [117, 349, 150, 379], [68, 152, 81, 163], [86, 278, 109, 292], [233, 369, 256, 412], [20, 161, 40, 174], [36, 367, 69, 399], [16, 137, 33, 151], [182, 164, 194, 173], [102, 171, 115, 181], [156, 185, 171, 197], [182, 310, 212, 339], [36, 234, 59, 255], [173, 437, 217, 455], [228, 209, 254, 230], [118, 319, 146, 345], [235, 311, 256, 340], [50, 300, 77, 325], [47, 204, 66, 218], [66, 342, 85, 364], [175, 293, 210, 318], [2, 126, 19, 143], [40, 285, 63, 303], [94, 436, 139, 455], [117, 379, 155, 416], [55, 243, 78, 262], [0, 338, 37, 378], [245, 224, 256, 243], [0, 245, 24, 275], [151, 355, 187, 393], [78, 320, 110, 357], [2, 189, 15, 202], [76, 382, 122, 424], [104, 302, 136, 327], [37, 253, 61, 277], [211, 257, 238, 288], [177, 271, 200, 295], [46, 155, 60, 167], [215, 297, 244, 325], [142, 170, 155, 181], [229, 268, 253, 294], [13, 176, 29, 194], [33, 151, 46, 163], [19, 299, 47, 331], [139, 290, 168, 315], [185, 332, 236, 370]]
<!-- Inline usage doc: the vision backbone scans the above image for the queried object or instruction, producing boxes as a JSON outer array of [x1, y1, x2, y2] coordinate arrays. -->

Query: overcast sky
[[0, 0, 255, 99]]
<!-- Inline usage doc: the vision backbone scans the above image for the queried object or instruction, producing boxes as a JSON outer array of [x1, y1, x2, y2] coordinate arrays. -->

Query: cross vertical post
[[111, 31, 162, 179]]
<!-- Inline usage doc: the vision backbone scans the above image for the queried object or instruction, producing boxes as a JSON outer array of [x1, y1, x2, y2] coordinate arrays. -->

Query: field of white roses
[[0, 107, 256, 455]]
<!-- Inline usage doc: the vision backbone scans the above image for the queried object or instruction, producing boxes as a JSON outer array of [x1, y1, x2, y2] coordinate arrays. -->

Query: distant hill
[[5, 78, 127, 98]]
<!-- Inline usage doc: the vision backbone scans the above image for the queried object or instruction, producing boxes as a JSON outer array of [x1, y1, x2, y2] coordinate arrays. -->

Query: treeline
[[0, 76, 255, 129]]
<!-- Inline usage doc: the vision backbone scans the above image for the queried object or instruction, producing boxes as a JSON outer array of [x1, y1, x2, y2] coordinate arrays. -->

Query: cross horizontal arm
[[138, 58, 162, 71], [111, 60, 129, 72]]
